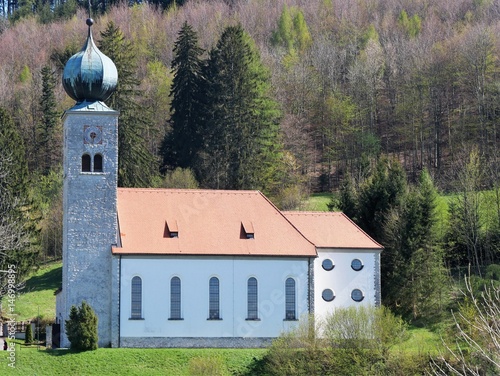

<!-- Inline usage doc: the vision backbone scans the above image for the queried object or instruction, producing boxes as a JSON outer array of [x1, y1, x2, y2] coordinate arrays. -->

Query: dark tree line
[[163, 22, 289, 196]]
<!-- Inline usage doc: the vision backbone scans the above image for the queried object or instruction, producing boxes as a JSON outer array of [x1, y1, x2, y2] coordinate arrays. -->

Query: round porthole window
[[351, 258, 364, 271], [351, 289, 364, 302], [322, 258, 334, 271], [322, 289, 335, 302]]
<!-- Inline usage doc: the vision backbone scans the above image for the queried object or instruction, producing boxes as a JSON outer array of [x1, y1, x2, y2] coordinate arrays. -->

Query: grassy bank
[[14, 262, 61, 321], [4, 344, 266, 375]]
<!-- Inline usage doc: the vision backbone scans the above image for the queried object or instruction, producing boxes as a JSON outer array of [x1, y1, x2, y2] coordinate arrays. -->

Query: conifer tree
[[65, 301, 98, 351], [98, 21, 157, 187], [24, 322, 33, 344], [38, 65, 59, 174], [357, 157, 407, 240], [0, 107, 39, 290], [161, 21, 205, 171], [201, 24, 281, 190]]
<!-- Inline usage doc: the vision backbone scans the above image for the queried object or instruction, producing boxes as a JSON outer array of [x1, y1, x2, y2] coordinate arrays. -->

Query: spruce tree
[[65, 301, 98, 351], [201, 24, 281, 190], [161, 21, 205, 171], [24, 322, 33, 344], [38, 65, 59, 175], [98, 21, 157, 188], [0, 107, 39, 287], [357, 157, 407, 240]]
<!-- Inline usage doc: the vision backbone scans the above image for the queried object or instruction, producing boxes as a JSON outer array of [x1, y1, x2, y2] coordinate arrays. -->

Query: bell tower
[[56, 18, 119, 348]]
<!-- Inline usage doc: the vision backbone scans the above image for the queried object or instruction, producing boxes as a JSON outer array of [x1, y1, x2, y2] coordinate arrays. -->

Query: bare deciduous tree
[[431, 278, 500, 375]]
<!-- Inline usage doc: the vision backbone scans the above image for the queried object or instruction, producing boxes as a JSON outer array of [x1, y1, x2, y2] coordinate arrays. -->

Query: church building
[[55, 19, 382, 348]]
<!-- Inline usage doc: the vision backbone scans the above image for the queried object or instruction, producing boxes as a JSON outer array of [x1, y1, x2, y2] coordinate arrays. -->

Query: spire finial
[[86, 0, 93, 36]]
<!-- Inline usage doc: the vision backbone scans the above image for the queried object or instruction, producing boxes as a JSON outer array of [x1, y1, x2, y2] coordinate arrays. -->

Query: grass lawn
[[302, 193, 332, 211], [393, 326, 443, 356], [14, 262, 61, 321], [5, 344, 266, 376]]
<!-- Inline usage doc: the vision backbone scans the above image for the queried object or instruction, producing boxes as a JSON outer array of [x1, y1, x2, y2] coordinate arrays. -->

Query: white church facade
[[55, 19, 382, 348]]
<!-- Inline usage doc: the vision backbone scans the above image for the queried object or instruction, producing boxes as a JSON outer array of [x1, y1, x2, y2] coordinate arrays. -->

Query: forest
[[1, 0, 500, 373]]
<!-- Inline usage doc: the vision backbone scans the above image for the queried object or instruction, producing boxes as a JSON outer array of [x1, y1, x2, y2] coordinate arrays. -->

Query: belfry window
[[94, 154, 103, 172], [82, 154, 91, 172], [82, 153, 104, 173]]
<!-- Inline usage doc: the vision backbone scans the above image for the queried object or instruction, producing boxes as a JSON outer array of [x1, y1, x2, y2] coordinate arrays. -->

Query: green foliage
[[19, 65, 31, 83], [159, 167, 199, 189], [188, 355, 230, 376], [357, 157, 407, 240], [65, 301, 98, 352], [200, 24, 282, 191], [336, 164, 448, 319], [25, 322, 33, 344], [265, 308, 420, 375], [98, 21, 158, 188], [38, 65, 59, 174], [162, 21, 205, 171], [445, 149, 486, 271], [398, 10, 421, 38], [271, 5, 312, 54], [0, 107, 39, 286], [53, 0, 78, 21]]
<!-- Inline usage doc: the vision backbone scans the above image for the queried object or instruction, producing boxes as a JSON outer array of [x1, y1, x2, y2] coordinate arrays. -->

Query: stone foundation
[[120, 337, 273, 348]]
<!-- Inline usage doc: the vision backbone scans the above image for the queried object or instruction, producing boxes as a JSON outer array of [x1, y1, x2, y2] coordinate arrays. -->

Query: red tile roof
[[283, 211, 383, 249], [112, 188, 317, 257]]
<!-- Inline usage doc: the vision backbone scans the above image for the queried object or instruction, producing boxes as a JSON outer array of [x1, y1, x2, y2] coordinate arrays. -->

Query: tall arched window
[[247, 277, 258, 320], [82, 154, 91, 172], [209, 277, 220, 319], [285, 278, 296, 320], [131, 276, 142, 319], [170, 277, 181, 319], [94, 154, 103, 172]]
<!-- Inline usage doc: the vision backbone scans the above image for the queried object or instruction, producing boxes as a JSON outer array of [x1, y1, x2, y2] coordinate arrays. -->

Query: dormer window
[[164, 220, 179, 238], [241, 221, 254, 239]]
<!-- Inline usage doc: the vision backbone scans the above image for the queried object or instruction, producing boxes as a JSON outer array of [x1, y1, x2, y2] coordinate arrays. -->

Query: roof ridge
[[117, 187, 260, 194], [337, 212, 384, 249], [257, 193, 317, 251], [282, 211, 343, 216]]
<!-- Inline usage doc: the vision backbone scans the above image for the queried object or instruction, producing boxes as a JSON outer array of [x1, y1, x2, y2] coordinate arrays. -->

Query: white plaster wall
[[314, 249, 381, 320], [120, 256, 310, 338]]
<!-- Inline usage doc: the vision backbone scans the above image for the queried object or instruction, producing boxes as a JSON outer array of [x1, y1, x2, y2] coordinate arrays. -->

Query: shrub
[[65, 301, 98, 351], [188, 355, 229, 376], [431, 278, 500, 375], [265, 308, 412, 375], [25, 322, 33, 344]]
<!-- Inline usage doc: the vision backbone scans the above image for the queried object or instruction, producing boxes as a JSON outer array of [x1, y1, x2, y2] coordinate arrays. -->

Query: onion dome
[[62, 18, 118, 103]]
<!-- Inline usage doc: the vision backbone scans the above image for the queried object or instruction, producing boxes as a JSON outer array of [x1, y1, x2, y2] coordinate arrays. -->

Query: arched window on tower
[[94, 154, 103, 172], [81, 154, 91, 172]]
